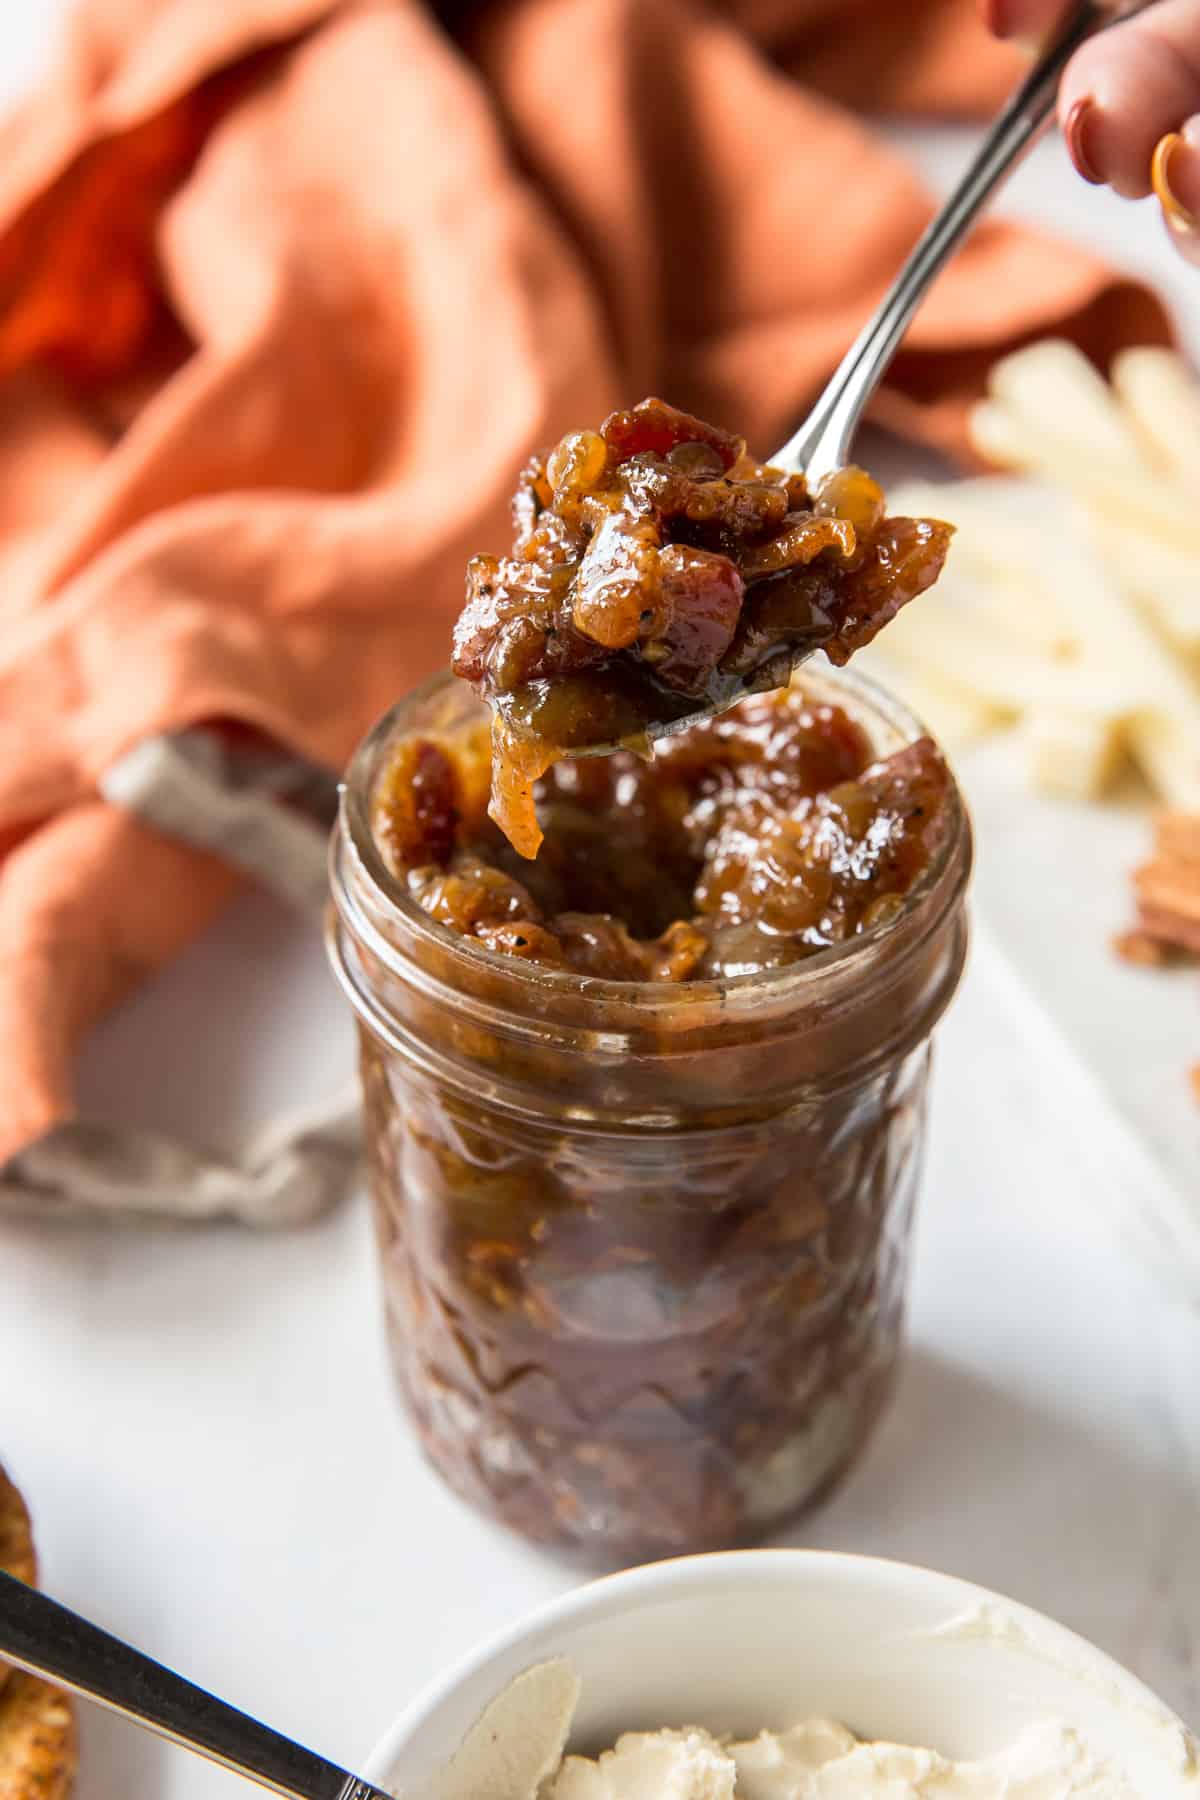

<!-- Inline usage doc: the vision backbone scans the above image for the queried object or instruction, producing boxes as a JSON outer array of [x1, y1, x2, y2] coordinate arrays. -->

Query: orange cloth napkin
[[0, 0, 1172, 1167]]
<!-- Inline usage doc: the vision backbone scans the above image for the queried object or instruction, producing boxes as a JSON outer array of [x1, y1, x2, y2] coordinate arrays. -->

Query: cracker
[[0, 1468, 36, 1701], [0, 1468, 36, 1590], [0, 1676, 76, 1800], [0, 1470, 75, 1800]]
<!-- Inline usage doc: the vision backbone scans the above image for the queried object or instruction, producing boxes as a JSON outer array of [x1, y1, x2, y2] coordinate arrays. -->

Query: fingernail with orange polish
[[1152, 133, 1199, 234], [1064, 99, 1103, 185]]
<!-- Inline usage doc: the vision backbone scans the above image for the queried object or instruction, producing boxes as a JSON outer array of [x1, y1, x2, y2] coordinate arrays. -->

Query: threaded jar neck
[[328, 665, 971, 1125]]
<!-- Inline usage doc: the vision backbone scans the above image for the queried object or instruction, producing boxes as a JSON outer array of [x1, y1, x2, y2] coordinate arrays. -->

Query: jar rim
[[334, 661, 971, 1022]]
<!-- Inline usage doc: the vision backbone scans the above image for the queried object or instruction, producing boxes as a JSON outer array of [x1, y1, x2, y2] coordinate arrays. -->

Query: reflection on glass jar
[[329, 668, 970, 1562]]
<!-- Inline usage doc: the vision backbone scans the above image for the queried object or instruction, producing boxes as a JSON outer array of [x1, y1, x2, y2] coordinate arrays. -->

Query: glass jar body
[[361, 1028, 931, 1557], [330, 668, 970, 1562]]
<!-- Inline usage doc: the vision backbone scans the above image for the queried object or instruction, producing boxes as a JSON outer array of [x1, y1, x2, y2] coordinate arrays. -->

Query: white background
[[1, 9, 1199, 1800]]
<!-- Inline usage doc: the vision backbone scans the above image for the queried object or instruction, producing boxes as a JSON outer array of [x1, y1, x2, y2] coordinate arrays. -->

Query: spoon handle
[[0, 1573, 389, 1800], [771, 0, 1156, 481]]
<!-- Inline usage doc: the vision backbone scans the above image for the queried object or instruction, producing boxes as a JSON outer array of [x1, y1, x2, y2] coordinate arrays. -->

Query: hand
[[987, 0, 1200, 263]]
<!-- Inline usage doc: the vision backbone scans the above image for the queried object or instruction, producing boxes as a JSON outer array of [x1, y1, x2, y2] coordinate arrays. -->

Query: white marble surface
[[1, 9, 1199, 1800]]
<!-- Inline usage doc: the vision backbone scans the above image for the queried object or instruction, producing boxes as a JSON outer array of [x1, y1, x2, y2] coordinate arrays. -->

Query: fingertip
[[1056, 83, 1152, 198], [985, 0, 1064, 41], [1152, 125, 1200, 262], [1180, 114, 1200, 203], [1057, 26, 1185, 199]]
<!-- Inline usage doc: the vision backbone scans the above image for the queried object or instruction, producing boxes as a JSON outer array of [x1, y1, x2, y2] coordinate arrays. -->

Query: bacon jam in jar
[[329, 665, 969, 1561]]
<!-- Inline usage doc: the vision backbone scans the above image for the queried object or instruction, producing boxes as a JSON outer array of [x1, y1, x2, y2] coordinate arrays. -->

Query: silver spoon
[[0, 1571, 390, 1800], [526, 0, 1156, 757]]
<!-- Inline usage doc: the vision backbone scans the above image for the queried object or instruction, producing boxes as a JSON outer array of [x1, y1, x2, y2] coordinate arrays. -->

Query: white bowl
[[364, 1551, 1197, 1797]]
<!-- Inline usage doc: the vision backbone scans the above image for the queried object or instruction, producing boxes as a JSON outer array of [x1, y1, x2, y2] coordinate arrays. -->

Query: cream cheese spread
[[541, 1718, 1135, 1799]]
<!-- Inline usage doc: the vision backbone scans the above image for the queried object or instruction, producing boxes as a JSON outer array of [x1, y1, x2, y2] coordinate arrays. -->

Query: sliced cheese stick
[[971, 399, 1200, 553], [893, 479, 1071, 616], [877, 594, 1128, 718], [1128, 714, 1200, 811], [1036, 505, 1200, 809], [891, 476, 1059, 559], [1024, 707, 1128, 801], [904, 466, 1199, 665], [890, 474, 1048, 525], [1111, 347, 1200, 488], [850, 648, 1004, 750], [966, 571, 1079, 662], [891, 480, 1082, 659], [987, 339, 1145, 472], [1084, 516, 1200, 661]]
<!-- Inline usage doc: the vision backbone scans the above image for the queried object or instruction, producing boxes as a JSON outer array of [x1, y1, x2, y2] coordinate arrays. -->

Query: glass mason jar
[[328, 665, 970, 1563]]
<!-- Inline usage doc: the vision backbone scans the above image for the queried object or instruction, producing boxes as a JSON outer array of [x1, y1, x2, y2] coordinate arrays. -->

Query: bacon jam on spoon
[[451, 398, 952, 857]]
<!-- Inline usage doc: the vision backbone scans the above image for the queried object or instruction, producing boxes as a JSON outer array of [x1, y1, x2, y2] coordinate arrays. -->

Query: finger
[[1152, 118, 1200, 264], [984, 0, 1073, 46], [1058, 0, 1200, 198]]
